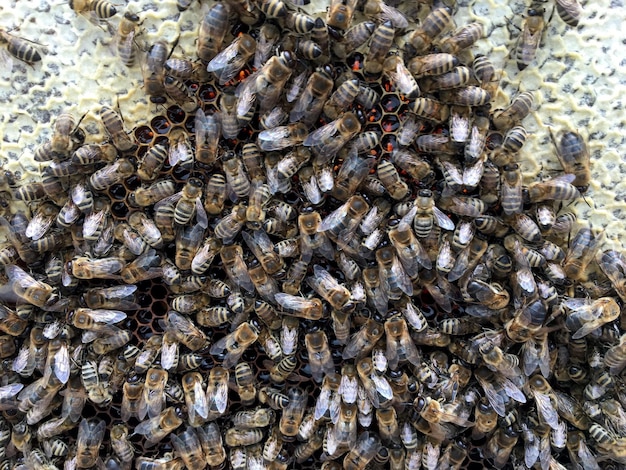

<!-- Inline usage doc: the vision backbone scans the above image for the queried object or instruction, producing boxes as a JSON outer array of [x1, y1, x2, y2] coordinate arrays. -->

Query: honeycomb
[[0, 0, 626, 469]]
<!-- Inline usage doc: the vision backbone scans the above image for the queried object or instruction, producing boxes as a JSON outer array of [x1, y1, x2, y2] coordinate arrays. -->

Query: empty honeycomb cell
[[151, 300, 168, 316], [108, 183, 127, 200], [150, 115, 171, 135], [110, 201, 129, 219], [150, 284, 168, 300]]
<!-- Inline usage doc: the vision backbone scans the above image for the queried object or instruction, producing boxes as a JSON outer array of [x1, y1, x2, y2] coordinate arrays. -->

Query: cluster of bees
[[3, 0, 625, 468]]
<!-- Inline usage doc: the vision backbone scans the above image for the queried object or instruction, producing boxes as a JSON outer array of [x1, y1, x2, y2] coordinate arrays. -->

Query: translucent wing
[[534, 391, 560, 430]]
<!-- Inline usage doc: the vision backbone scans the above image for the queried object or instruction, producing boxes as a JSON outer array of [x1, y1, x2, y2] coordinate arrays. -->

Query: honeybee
[[207, 34, 256, 85], [377, 159, 409, 200], [385, 314, 420, 370], [134, 407, 184, 448], [210, 322, 258, 369], [515, 7, 546, 70], [599, 250, 626, 303], [526, 375, 560, 431], [194, 108, 220, 166], [562, 296, 620, 339], [325, 0, 357, 30], [174, 178, 206, 227], [563, 227, 602, 280], [439, 22, 484, 54], [363, 20, 395, 75], [279, 387, 307, 439], [566, 431, 600, 470], [548, 128, 591, 192], [0, 28, 42, 65], [196, 3, 228, 62], [555, 0, 583, 27], [3, 264, 58, 308], [303, 112, 361, 164], [75, 418, 105, 468], [357, 357, 393, 408], [408, 6, 453, 53], [180, 372, 208, 427], [304, 330, 334, 383], [274, 292, 323, 320], [323, 78, 359, 120], [51, 112, 78, 155], [110, 424, 134, 465], [257, 122, 309, 153], [472, 399, 498, 439], [115, 10, 140, 66], [120, 381, 143, 421], [163, 310, 208, 353], [475, 367, 526, 417], [382, 55, 420, 98], [505, 298, 547, 343], [307, 265, 354, 313], [130, 179, 176, 207], [343, 431, 381, 470], [169, 426, 206, 470], [526, 174, 580, 203], [140, 41, 168, 104], [291, 68, 334, 126], [498, 163, 523, 216], [254, 51, 297, 115], [472, 54, 500, 97], [194, 422, 226, 468], [485, 425, 519, 469], [492, 91, 534, 130]]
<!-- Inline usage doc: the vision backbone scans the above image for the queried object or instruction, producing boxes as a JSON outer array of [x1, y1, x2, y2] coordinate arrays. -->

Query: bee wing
[[209, 380, 229, 414], [303, 120, 337, 148], [378, 2, 409, 28], [146, 385, 165, 419], [388, 61, 418, 96], [463, 156, 485, 188], [133, 415, 157, 436], [571, 320, 602, 340], [533, 391, 560, 430], [53, 342, 70, 384], [476, 374, 506, 417], [0, 383, 24, 400], [290, 90, 314, 122], [319, 205, 350, 234], [89, 285, 139, 310], [391, 255, 414, 295], [208, 333, 230, 356], [257, 126, 292, 151], [235, 74, 258, 119], [274, 292, 315, 311], [25, 213, 54, 241], [83, 209, 107, 238], [207, 39, 240, 73], [0, 48, 14, 77], [329, 392, 341, 424], [195, 198, 208, 229], [192, 379, 209, 420], [12, 345, 32, 375], [314, 388, 331, 420], [342, 329, 366, 360], [84, 308, 127, 324], [432, 206, 455, 231], [160, 339, 179, 371], [370, 372, 394, 401], [339, 375, 358, 405], [153, 192, 183, 211], [168, 140, 191, 167]]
